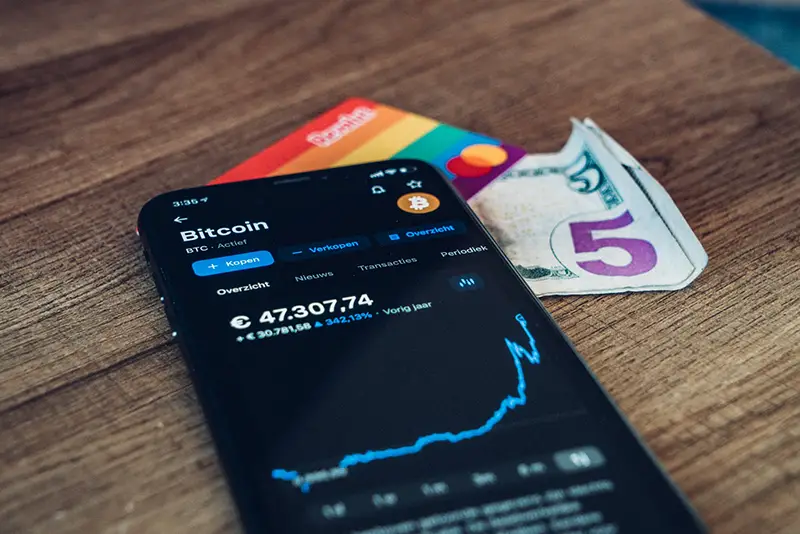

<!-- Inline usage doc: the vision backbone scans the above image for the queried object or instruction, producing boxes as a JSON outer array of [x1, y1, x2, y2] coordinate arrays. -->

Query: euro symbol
[[230, 315, 251, 329]]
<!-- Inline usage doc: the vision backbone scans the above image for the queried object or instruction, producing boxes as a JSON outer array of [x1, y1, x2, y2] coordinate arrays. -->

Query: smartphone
[[138, 160, 706, 534]]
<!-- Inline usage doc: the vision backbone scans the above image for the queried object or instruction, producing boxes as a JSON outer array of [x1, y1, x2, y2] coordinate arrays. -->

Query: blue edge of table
[[693, 1, 800, 68]]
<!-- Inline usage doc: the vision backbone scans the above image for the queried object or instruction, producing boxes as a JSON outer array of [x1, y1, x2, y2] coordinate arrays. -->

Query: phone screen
[[138, 161, 705, 534]]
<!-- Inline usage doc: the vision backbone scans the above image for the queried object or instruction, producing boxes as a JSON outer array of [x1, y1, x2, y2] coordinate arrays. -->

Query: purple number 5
[[569, 210, 657, 276]]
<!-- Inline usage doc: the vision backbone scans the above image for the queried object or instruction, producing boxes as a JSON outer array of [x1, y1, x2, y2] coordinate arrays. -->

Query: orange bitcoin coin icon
[[397, 192, 440, 214]]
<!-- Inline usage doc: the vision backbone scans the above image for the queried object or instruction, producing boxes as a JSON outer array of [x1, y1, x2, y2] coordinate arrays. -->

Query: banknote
[[469, 120, 707, 296]]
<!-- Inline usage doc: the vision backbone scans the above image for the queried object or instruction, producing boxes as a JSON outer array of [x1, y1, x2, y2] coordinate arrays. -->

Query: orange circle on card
[[397, 192, 440, 214], [461, 144, 509, 167]]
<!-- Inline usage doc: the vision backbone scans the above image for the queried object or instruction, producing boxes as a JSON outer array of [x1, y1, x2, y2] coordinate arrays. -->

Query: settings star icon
[[406, 180, 423, 189]]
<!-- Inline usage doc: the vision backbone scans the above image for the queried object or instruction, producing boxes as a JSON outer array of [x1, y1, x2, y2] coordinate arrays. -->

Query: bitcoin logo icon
[[397, 192, 440, 214], [408, 196, 429, 210]]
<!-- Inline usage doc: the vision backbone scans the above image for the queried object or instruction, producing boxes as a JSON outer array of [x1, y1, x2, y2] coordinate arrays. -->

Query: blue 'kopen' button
[[192, 250, 274, 277]]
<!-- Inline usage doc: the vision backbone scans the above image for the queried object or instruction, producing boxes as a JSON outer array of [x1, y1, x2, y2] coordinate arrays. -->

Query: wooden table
[[1, 0, 798, 532]]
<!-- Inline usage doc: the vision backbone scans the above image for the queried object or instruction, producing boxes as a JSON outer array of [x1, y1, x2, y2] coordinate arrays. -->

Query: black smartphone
[[138, 160, 706, 534]]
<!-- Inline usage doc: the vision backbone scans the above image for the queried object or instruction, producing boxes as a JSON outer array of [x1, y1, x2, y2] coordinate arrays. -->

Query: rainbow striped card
[[210, 98, 525, 200]]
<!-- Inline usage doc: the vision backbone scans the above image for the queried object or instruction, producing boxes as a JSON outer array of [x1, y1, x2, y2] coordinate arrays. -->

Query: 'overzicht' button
[[375, 220, 466, 245], [192, 250, 274, 277]]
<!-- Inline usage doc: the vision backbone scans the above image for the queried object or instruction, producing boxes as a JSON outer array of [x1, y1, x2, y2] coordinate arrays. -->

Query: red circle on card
[[446, 156, 491, 178]]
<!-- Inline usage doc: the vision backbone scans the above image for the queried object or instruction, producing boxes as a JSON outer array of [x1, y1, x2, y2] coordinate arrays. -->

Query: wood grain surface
[[1, 0, 798, 532]]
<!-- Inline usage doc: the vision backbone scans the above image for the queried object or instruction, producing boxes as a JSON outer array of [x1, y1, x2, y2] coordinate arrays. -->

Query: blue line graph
[[272, 313, 540, 492]]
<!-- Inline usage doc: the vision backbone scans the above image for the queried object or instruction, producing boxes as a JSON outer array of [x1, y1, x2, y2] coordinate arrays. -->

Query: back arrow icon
[[174, 216, 188, 223]]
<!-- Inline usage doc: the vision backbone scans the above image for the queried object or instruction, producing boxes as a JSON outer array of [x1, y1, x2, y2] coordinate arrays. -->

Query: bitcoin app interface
[[138, 161, 704, 534]]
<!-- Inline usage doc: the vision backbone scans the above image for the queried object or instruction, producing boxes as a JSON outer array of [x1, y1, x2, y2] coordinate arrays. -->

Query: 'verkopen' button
[[192, 251, 274, 276], [277, 236, 370, 261]]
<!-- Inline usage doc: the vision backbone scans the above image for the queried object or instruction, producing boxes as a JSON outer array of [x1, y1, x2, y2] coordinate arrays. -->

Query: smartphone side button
[[161, 300, 179, 340]]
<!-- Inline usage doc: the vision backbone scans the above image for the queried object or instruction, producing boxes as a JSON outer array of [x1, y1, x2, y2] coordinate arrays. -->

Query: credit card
[[209, 97, 525, 200]]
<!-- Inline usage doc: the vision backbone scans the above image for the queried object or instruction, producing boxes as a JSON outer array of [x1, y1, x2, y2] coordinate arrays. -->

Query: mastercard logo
[[445, 144, 509, 178]]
